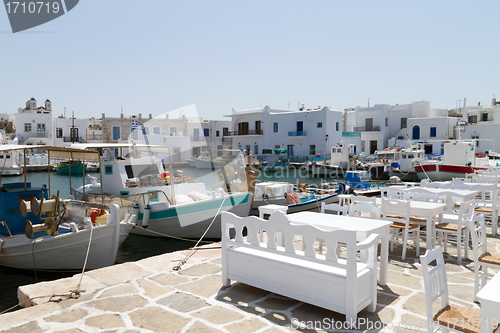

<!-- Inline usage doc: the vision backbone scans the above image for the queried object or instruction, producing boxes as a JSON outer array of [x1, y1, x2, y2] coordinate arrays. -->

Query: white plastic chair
[[320, 202, 347, 215], [411, 192, 439, 203], [420, 246, 482, 333], [349, 203, 381, 219], [435, 199, 474, 262], [382, 198, 420, 260], [469, 214, 500, 302], [351, 196, 376, 205], [386, 189, 410, 200]]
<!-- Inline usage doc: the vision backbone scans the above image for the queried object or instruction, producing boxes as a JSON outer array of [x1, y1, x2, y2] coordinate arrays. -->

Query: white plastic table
[[373, 198, 446, 250], [287, 211, 392, 285], [258, 204, 288, 219], [477, 272, 500, 332]]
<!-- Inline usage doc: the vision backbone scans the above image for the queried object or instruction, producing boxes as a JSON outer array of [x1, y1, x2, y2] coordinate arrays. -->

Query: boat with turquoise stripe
[[72, 146, 254, 239]]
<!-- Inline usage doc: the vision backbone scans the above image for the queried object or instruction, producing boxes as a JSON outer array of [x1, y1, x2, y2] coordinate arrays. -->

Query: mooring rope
[[172, 194, 228, 271]]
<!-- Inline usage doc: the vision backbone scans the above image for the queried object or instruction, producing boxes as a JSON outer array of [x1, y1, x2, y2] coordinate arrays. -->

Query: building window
[[153, 127, 161, 135], [361, 140, 365, 153], [273, 122, 278, 133], [482, 113, 488, 121], [245, 145, 250, 154], [385, 118, 388, 127], [169, 127, 177, 136], [24, 123, 31, 132], [401, 118, 407, 129], [468, 115, 477, 124], [317, 122, 322, 128], [275, 144, 280, 149], [254, 144, 258, 155], [112, 126, 120, 140], [217, 145, 223, 156], [310, 145, 316, 155], [223, 127, 228, 136], [216, 130, 220, 137], [204, 128, 210, 137], [142, 127, 149, 135], [336, 122, 339, 131], [430, 126, 437, 137], [56, 128, 62, 138]]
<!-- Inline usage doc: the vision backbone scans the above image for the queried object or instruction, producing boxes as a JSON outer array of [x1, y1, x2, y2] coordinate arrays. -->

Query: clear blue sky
[[1, 0, 498, 120]]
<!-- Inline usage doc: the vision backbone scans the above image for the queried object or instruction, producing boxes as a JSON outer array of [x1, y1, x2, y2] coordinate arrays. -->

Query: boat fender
[[132, 204, 140, 227], [127, 214, 136, 225], [142, 205, 151, 229]]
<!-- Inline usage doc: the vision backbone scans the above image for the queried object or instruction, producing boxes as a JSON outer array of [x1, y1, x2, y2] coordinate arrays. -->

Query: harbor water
[[0, 166, 340, 313]]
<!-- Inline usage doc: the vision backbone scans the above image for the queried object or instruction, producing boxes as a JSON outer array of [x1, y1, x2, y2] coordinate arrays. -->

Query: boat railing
[[71, 188, 173, 206]]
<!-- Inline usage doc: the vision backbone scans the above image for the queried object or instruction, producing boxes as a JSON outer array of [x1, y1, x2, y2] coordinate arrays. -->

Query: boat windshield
[[125, 164, 160, 179]]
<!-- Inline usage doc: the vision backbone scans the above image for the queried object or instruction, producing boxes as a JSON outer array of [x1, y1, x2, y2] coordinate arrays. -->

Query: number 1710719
[[5, 2, 60, 14]]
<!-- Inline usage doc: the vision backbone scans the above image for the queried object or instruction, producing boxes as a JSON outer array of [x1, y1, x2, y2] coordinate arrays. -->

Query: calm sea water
[[0, 166, 341, 313]]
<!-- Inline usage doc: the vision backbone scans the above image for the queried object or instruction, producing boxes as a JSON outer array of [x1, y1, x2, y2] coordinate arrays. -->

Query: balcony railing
[[288, 131, 307, 137], [24, 131, 48, 138], [222, 137, 233, 143], [342, 131, 361, 137], [354, 126, 380, 132], [224, 130, 263, 136]]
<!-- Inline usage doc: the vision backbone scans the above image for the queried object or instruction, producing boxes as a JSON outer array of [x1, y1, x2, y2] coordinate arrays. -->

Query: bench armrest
[[356, 233, 380, 251]]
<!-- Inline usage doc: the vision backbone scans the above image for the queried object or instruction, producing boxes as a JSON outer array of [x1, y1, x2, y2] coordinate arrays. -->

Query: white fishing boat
[[415, 140, 500, 181], [250, 181, 347, 215], [72, 144, 254, 239], [0, 151, 22, 176], [0, 145, 135, 271], [310, 144, 356, 178]]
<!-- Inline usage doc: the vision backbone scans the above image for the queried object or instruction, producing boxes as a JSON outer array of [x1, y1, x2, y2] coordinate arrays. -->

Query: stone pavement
[[0, 235, 499, 333]]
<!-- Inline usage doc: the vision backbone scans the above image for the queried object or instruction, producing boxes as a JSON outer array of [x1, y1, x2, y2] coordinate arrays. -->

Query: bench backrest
[[221, 211, 379, 276]]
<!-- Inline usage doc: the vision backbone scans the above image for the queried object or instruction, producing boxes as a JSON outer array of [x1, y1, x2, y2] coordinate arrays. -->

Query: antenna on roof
[[64, 107, 66, 119], [121, 105, 123, 116], [368, 98, 370, 108]]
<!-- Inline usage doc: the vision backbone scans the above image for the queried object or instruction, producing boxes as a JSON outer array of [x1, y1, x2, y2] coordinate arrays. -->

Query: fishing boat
[[0, 145, 134, 271], [415, 140, 500, 181], [0, 151, 22, 176], [73, 144, 254, 239], [56, 160, 86, 175], [250, 181, 348, 215], [260, 148, 290, 172], [310, 144, 356, 178]]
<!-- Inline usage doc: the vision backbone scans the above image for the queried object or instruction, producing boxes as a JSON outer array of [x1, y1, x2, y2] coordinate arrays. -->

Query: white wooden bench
[[221, 211, 380, 325]]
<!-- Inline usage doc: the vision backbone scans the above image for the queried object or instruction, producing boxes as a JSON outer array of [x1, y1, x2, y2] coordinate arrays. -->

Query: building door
[[296, 121, 303, 133], [424, 144, 433, 155], [255, 121, 261, 134], [71, 127, 79, 142], [365, 118, 373, 131], [412, 126, 420, 140], [193, 128, 200, 141], [37, 123, 46, 137], [173, 147, 181, 162], [370, 140, 377, 154], [287, 144, 294, 157]]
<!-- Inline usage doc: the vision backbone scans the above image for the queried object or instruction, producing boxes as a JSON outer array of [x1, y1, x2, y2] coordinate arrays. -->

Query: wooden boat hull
[[130, 192, 253, 239], [0, 205, 133, 271]]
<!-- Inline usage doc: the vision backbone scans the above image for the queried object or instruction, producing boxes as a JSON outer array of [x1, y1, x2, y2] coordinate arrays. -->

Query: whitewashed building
[[200, 120, 233, 158], [226, 105, 360, 159], [346, 101, 434, 154], [14, 98, 53, 145], [53, 113, 88, 146], [458, 98, 500, 153]]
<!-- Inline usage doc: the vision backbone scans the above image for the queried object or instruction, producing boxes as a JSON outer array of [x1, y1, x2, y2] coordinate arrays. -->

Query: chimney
[[120, 113, 124, 119], [139, 113, 142, 120], [149, 113, 152, 119], [102, 113, 105, 119]]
